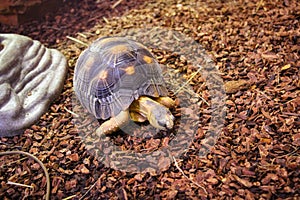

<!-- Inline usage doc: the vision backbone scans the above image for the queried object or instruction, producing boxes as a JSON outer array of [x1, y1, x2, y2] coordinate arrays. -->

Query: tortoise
[[74, 36, 175, 136]]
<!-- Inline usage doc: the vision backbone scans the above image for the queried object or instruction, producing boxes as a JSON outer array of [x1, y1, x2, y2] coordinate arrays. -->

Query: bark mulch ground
[[0, 0, 299, 199]]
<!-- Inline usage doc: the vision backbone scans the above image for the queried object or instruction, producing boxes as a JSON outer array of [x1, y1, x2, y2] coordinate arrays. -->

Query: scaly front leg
[[96, 110, 130, 137]]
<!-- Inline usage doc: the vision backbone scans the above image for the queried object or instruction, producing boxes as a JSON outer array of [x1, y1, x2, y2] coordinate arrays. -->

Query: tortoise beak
[[156, 114, 174, 130], [165, 115, 174, 129]]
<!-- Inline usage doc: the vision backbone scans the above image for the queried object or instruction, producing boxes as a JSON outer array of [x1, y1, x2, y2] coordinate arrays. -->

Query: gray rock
[[0, 34, 68, 137]]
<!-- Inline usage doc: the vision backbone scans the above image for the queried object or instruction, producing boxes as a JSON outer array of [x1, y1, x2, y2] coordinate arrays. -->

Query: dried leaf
[[224, 80, 249, 94], [261, 173, 279, 184], [65, 179, 77, 190], [232, 175, 253, 188], [292, 133, 300, 146], [66, 153, 79, 161], [261, 53, 278, 60]]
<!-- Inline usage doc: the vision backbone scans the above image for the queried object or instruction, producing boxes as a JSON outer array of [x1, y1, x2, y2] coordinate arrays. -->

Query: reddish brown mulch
[[0, 0, 299, 199], [0, 0, 147, 46]]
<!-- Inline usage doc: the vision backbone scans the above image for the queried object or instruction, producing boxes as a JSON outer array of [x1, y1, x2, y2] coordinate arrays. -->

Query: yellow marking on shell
[[98, 70, 108, 80], [143, 55, 153, 64], [123, 65, 135, 75], [84, 56, 95, 70], [111, 45, 128, 54]]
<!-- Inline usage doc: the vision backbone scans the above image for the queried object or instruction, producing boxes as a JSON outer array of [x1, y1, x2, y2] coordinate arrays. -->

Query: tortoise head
[[148, 107, 174, 130]]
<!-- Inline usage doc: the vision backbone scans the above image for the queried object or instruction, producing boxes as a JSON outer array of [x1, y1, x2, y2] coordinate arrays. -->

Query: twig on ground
[[62, 195, 77, 200], [77, 33, 88, 39], [111, 0, 123, 9], [174, 67, 202, 95], [7, 181, 34, 189], [103, 17, 110, 24], [79, 178, 98, 200], [66, 36, 88, 47], [64, 106, 79, 118], [172, 156, 208, 195]]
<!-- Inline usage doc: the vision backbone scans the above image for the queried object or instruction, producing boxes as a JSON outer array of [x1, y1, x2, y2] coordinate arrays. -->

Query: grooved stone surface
[[0, 34, 67, 137]]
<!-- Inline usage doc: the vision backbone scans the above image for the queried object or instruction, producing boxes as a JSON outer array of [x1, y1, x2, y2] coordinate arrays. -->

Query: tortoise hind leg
[[96, 110, 130, 136]]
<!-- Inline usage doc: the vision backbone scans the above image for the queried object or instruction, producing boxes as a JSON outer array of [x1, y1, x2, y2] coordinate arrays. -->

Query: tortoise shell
[[74, 36, 168, 120]]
